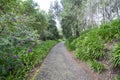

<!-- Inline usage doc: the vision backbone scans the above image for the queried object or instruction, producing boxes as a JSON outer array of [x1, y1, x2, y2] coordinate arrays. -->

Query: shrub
[[0, 40, 57, 80], [111, 43, 120, 68], [75, 29, 104, 61], [98, 19, 120, 42], [98, 23, 114, 42], [111, 19, 120, 39], [65, 36, 77, 51], [88, 60, 105, 73]]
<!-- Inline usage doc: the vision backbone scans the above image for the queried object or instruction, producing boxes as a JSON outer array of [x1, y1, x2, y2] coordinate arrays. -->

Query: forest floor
[[29, 42, 117, 80]]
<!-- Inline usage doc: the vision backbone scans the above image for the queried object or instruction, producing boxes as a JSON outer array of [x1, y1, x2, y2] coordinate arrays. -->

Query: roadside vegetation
[[1, 0, 120, 80], [65, 19, 120, 78], [0, 0, 59, 80], [56, 0, 120, 79], [0, 40, 57, 80]]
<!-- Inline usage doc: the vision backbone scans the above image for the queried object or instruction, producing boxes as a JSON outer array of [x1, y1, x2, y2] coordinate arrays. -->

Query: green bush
[[98, 23, 113, 42], [88, 60, 105, 73], [65, 19, 120, 74], [75, 29, 104, 61], [98, 19, 120, 42], [111, 19, 120, 39], [65, 36, 77, 51], [111, 43, 120, 68], [0, 40, 57, 80], [0, 0, 59, 80]]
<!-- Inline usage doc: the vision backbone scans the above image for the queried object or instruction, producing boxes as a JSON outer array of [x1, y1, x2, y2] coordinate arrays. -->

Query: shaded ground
[[34, 42, 94, 80]]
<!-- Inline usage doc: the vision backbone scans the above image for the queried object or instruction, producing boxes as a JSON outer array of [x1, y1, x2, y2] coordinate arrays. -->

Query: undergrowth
[[88, 60, 105, 73], [111, 43, 120, 68], [0, 40, 57, 80], [74, 28, 104, 61], [65, 36, 77, 51], [66, 19, 120, 74], [98, 19, 120, 42]]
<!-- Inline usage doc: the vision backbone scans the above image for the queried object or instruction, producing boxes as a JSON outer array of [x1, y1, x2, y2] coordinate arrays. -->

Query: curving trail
[[35, 42, 94, 80]]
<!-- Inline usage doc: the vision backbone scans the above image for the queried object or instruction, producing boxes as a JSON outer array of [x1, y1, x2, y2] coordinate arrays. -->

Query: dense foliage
[[111, 43, 120, 68], [76, 29, 104, 61], [66, 28, 104, 61], [46, 5, 60, 40], [54, 0, 120, 78], [66, 19, 120, 74], [0, 0, 59, 79], [88, 60, 105, 73], [98, 19, 120, 42], [0, 40, 57, 80], [65, 36, 77, 51], [58, 0, 120, 38]]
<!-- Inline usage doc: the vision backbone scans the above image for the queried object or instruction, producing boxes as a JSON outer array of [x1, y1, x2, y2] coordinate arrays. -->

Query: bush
[[75, 29, 104, 61], [111, 43, 120, 68], [98, 23, 114, 42], [0, 1, 58, 80], [98, 19, 120, 42], [0, 40, 57, 80], [111, 19, 120, 39], [65, 19, 120, 74], [65, 36, 77, 51], [88, 60, 105, 73]]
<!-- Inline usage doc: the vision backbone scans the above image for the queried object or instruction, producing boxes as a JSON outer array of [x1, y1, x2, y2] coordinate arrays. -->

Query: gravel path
[[35, 42, 94, 80]]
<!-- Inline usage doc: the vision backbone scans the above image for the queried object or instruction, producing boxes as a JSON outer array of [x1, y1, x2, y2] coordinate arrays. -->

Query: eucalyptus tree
[[59, 0, 88, 38], [60, 0, 120, 38], [85, 0, 120, 24]]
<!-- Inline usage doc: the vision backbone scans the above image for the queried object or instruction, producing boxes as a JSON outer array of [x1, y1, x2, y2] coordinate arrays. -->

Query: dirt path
[[34, 42, 94, 80]]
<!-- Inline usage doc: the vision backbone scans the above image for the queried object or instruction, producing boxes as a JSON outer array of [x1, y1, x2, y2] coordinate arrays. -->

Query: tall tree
[[59, 0, 120, 38], [59, 0, 88, 38], [46, 3, 60, 40]]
